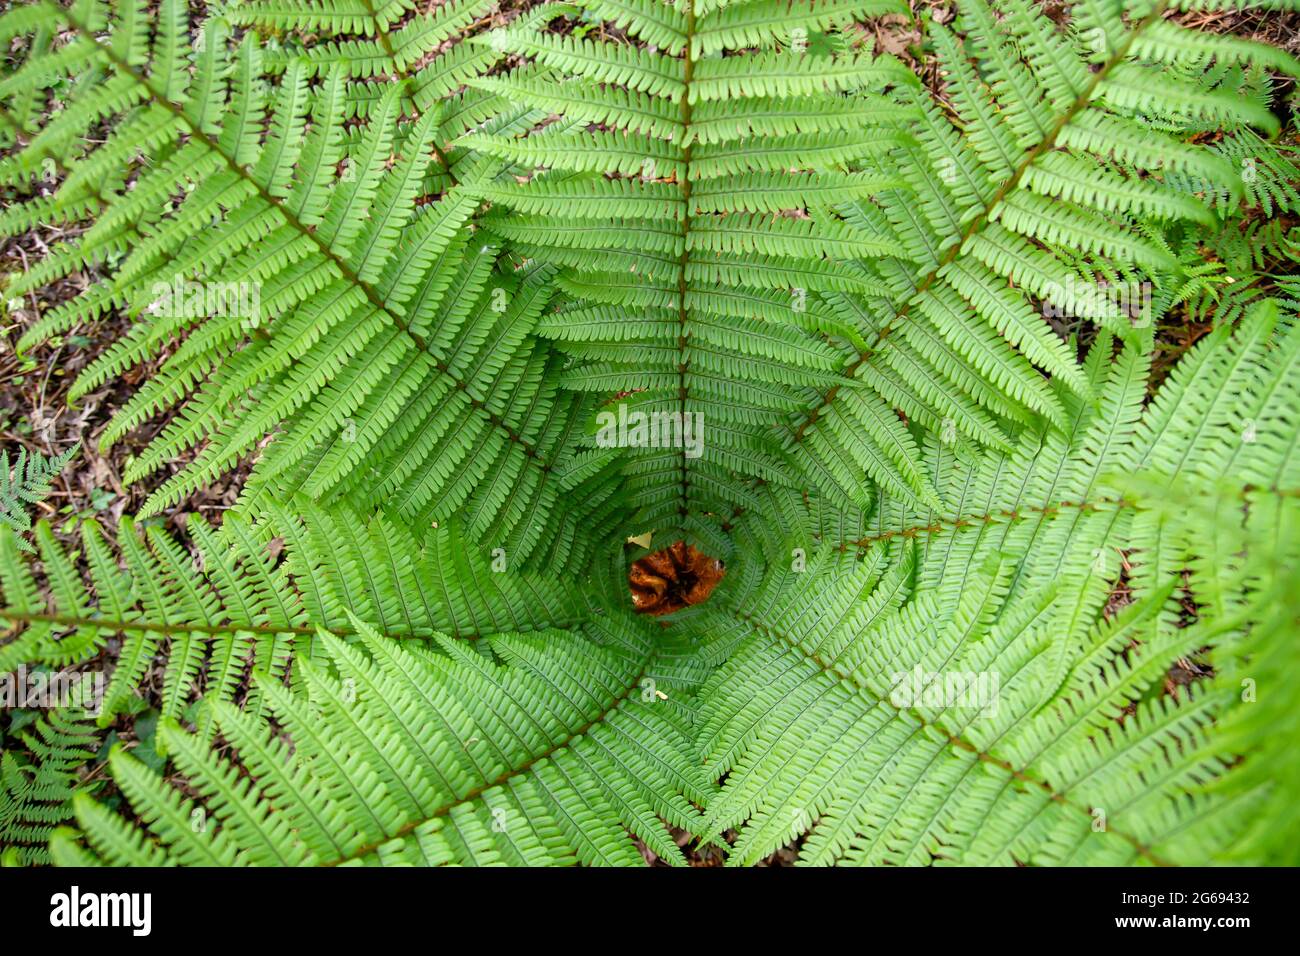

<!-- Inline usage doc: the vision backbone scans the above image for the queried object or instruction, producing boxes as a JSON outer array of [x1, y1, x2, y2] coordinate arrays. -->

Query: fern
[[773, 0, 1297, 510], [670, 300, 1299, 865], [0, 708, 99, 866], [0, 0, 623, 571], [0, 0, 1297, 869], [51, 619, 708, 866], [468, 0, 1300, 536], [0, 444, 76, 550], [8, 300, 1295, 866], [466, 0, 932, 546], [0, 499, 591, 733]]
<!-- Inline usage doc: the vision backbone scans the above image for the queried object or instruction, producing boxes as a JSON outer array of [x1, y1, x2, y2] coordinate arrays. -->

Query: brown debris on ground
[[629, 540, 725, 615]]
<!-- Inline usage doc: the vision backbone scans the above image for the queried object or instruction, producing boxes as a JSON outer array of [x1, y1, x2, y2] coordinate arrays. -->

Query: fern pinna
[[0, 708, 98, 866], [0, 444, 77, 551], [0, 0, 1298, 868]]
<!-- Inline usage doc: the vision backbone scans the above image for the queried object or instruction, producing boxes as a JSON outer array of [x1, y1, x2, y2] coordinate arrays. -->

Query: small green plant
[[0, 708, 99, 866], [0, 444, 76, 551]]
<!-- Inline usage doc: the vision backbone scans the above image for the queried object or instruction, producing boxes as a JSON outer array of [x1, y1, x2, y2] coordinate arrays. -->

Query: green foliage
[[0, 0, 1297, 867], [0, 444, 76, 550], [0, 501, 587, 730], [0, 708, 99, 866], [467, 0, 926, 546], [671, 301, 1299, 865], [53, 618, 707, 866], [0, 0, 621, 571]]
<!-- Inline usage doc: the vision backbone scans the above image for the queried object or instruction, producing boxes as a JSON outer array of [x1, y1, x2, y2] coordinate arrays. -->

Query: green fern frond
[[667, 300, 1298, 865], [0, 499, 588, 730], [55, 614, 709, 866], [0, 708, 99, 867], [769, 0, 1296, 511], [0, 0, 624, 571], [463, 0, 1297, 538], [0, 443, 76, 551], [467, 2, 941, 539]]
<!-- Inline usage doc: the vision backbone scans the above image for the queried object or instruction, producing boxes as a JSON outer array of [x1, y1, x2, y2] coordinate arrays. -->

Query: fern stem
[[358, 0, 459, 184], [834, 496, 1131, 551], [829, 482, 1300, 552], [675, 0, 697, 519], [0, 608, 585, 643]]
